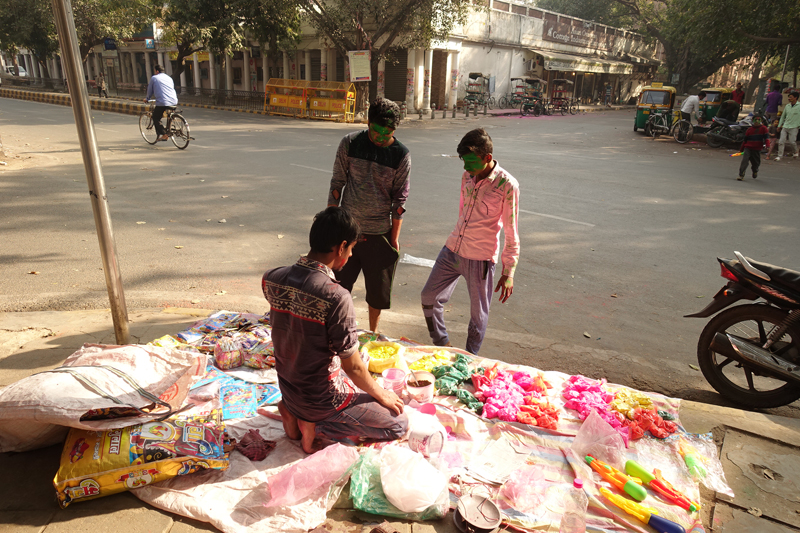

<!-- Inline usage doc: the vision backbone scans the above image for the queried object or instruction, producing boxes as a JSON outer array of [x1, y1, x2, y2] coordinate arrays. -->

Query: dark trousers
[[739, 148, 761, 177], [96, 87, 107, 98], [153, 106, 175, 136]]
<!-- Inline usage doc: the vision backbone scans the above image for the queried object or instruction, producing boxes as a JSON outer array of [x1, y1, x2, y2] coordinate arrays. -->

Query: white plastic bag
[[379, 445, 447, 513]]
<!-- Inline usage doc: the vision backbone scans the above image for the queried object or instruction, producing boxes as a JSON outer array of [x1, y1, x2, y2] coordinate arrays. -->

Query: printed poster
[[347, 51, 371, 82]]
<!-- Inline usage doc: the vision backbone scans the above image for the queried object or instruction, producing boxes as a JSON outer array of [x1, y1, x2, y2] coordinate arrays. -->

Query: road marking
[[400, 254, 436, 268], [39, 118, 56, 122], [95, 127, 117, 132], [519, 209, 595, 227], [290, 163, 329, 173]]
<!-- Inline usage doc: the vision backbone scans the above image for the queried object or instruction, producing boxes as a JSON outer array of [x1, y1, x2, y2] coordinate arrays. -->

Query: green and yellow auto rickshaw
[[634, 84, 677, 134], [700, 87, 733, 123]]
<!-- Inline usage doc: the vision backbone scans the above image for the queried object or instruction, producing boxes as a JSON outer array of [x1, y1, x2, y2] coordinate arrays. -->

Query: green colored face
[[753, 118, 762, 126], [368, 123, 395, 146], [461, 153, 487, 174]]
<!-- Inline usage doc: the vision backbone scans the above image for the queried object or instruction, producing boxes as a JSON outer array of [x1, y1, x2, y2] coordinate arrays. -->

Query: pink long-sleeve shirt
[[444, 162, 520, 278]]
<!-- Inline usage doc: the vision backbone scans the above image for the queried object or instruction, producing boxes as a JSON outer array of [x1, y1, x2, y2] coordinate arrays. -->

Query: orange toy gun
[[730, 152, 743, 157], [585, 455, 646, 501], [599, 487, 686, 533], [626, 460, 701, 512]]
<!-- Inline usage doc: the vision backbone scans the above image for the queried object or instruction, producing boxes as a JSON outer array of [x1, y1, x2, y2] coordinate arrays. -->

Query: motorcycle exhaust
[[710, 333, 800, 382]]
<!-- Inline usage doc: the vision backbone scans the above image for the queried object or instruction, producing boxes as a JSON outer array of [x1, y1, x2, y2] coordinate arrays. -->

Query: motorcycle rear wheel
[[706, 127, 725, 148], [697, 304, 800, 408]]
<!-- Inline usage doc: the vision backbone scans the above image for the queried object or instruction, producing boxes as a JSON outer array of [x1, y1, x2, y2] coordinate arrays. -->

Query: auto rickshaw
[[634, 83, 677, 133], [700, 87, 733, 123]]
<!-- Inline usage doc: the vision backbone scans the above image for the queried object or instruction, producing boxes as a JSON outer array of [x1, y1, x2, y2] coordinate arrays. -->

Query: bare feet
[[297, 419, 318, 453], [277, 401, 301, 440]]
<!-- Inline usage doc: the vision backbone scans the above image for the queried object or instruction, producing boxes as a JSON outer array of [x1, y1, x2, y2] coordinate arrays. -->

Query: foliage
[[535, 0, 635, 28], [297, 0, 472, 108], [157, 0, 301, 87], [536, 0, 782, 92], [0, 0, 152, 68]]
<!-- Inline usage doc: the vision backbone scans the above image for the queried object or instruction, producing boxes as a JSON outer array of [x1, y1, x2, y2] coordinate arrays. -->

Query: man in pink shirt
[[421, 128, 520, 354]]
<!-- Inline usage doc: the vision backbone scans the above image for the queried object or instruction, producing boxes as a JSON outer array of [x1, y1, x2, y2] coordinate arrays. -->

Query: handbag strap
[[41, 365, 178, 418]]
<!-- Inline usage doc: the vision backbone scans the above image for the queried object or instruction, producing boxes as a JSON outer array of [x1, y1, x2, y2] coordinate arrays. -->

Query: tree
[[155, 0, 243, 89], [71, 0, 155, 60], [239, 0, 302, 84], [297, 0, 472, 111], [0, 0, 58, 76], [537, 0, 777, 93]]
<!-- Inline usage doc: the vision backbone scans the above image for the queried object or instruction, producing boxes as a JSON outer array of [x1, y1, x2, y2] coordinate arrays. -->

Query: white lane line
[[400, 254, 436, 268], [39, 118, 57, 122], [519, 208, 595, 227], [290, 163, 330, 173], [95, 127, 118, 132]]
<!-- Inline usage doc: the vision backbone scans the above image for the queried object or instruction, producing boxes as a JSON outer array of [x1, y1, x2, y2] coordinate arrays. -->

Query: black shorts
[[335, 233, 399, 310]]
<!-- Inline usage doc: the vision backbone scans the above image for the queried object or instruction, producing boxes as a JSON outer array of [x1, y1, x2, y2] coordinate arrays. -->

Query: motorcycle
[[685, 252, 800, 408], [705, 115, 749, 148]]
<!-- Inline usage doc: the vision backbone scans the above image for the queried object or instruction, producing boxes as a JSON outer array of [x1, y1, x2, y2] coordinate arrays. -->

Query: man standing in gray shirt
[[328, 98, 410, 332]]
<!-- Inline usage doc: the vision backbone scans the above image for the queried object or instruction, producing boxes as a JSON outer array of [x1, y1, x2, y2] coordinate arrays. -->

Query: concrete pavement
[[2, 307, 800, 532]]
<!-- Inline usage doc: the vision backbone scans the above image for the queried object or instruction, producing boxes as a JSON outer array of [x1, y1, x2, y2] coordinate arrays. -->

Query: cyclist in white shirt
[[144, 65, 178, 142]]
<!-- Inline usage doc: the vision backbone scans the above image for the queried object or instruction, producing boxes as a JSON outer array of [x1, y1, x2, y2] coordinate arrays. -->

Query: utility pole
[[51, 0, 130, 344]]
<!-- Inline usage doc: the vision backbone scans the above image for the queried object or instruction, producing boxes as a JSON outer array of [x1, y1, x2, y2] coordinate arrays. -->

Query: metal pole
[[51, 0, 130, 344], [780, 45, 790, 83]]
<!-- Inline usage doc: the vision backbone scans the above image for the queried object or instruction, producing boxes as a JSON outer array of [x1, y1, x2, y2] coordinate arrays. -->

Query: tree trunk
[[744, 54, 764, 105]]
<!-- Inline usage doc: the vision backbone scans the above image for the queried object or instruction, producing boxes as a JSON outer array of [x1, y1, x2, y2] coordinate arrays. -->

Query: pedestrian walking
[[96, 72, 107, 98], [737, 114, 768, 180], [420, 128, 520, 355], [774, 90, 799, 161], [327, 97, 410, 333], [764, 84, 782, 124], [732, 82, 745, 106], [766, 118, 780, 159]]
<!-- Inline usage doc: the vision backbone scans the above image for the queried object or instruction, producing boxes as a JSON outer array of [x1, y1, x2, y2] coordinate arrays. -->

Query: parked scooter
[[685, 252, 800, 408], [705, 115, 750, 148]]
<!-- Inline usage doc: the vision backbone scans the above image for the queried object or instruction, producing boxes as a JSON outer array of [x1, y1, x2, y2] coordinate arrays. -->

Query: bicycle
[[644, 105, 672, 139], [568, 99, 579, 115], [139, 103, 193, 149], [672, 118, 694, 144]]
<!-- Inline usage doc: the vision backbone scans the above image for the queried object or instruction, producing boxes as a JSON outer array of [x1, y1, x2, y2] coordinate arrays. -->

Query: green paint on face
[[461, 153, 487, 174], [369, 123, 395, 146], [753, 118, 762, 126]]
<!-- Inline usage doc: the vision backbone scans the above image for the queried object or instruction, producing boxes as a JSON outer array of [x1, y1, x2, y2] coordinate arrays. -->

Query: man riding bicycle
[[144, 65, 178, 142]]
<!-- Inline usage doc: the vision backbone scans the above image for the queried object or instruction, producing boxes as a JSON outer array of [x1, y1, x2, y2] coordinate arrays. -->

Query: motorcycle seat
[[744, 258, 800, 292]]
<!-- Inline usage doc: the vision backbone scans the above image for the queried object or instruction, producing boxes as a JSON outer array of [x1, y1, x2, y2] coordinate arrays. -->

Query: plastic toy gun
[[599, 487, 686, 533], [585, 455, 646, 501], [730, 152, 743, 157], [625, 460, 701, 512], [677, 439, 708, 479]]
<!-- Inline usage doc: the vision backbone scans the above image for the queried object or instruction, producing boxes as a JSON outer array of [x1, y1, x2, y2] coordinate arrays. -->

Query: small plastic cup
[[382, 368, 406, 394], [405, 371, 435, 403]]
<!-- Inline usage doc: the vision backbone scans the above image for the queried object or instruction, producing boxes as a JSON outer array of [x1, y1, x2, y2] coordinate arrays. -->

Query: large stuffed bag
[[0, 343, 205, 452]]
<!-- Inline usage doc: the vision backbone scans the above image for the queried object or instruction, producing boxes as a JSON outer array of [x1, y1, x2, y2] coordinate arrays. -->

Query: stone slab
[[712, 502, 799, 533], [719, 427, 800, 529]]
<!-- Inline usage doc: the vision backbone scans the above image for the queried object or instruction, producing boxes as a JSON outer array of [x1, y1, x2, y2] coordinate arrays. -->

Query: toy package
[[54, 418, 230, 508]]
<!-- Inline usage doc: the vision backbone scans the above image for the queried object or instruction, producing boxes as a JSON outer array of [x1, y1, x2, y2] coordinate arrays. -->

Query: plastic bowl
[[405, 371, 435, 403]]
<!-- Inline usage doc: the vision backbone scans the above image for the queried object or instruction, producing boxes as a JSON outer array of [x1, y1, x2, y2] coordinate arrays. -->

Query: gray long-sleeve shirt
[[328, 130, 411, 235]]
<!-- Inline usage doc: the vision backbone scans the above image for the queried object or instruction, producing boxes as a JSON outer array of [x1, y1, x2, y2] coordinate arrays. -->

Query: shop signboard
[[543, 20, 615, 52]]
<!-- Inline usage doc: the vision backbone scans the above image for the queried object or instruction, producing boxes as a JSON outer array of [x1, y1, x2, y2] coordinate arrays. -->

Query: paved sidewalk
[[2, 308, 799, 533]]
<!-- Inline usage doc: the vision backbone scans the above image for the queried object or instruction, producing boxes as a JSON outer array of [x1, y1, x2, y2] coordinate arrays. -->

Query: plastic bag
[[380, 445, 448, 513], [501, 464, 547, 512], [265, 443, 359, 508], [350, 448, 449, 520], [214, 337, 244, 370], [570, 409, 626, 470]]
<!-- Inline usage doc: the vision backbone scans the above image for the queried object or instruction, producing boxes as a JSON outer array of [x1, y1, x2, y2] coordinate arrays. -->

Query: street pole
[[780, 45, 790, 82], [51, 0, 130, 344]]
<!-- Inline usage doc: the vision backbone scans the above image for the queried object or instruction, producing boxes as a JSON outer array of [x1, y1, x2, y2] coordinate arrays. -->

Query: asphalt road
[[2, 98, 800, 415]]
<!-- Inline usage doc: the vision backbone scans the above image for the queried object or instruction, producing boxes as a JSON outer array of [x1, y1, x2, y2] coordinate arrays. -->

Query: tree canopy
[[297, 0, 472, 107], [534, 0, 789, 92]]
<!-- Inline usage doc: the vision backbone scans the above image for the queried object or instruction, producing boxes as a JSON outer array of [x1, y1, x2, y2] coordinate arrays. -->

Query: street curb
[[0, 88, 271, 117], [0, 87, 146, 116]]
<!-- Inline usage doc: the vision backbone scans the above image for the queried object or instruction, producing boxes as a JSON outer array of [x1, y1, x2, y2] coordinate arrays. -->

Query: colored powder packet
[[256, 383, 282, 406], [220, 381, 258, 420], [191, 363, 232, 390]]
